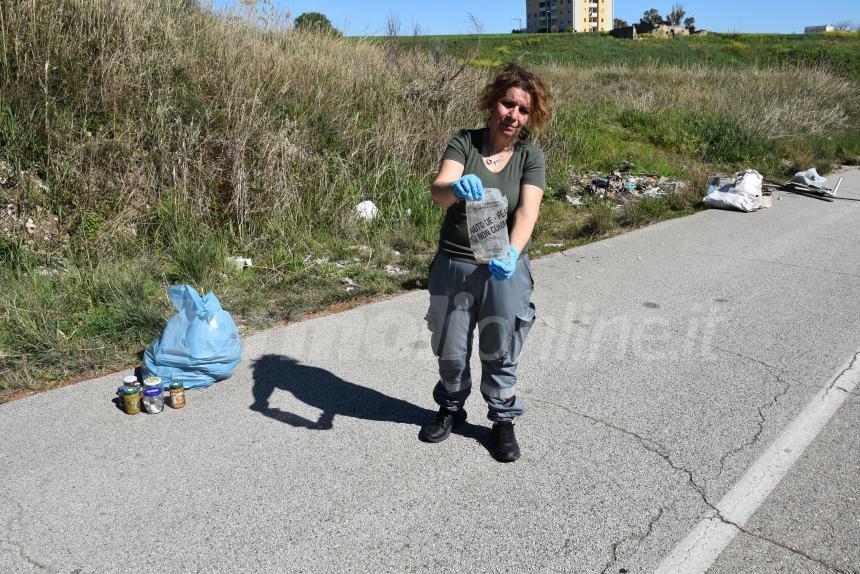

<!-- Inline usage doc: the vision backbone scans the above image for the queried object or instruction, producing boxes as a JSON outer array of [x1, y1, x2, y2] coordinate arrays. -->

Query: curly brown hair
[[478, 62, 551, 139]]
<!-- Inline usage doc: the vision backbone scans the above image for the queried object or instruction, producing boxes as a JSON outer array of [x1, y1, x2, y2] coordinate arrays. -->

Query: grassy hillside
[[405, 31, 860, 83], [1, 2, 858, 397]]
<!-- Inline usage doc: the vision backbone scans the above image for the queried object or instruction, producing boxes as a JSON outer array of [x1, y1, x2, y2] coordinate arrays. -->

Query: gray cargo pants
[[425, 251, 537, 422]]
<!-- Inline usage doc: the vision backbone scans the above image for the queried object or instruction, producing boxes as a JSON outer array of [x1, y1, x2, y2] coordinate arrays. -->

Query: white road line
[[654, 353, 860, 574]]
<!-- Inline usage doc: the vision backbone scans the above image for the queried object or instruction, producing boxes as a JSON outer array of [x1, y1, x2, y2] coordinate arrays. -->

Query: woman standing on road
[[421, 63, 551, 462]]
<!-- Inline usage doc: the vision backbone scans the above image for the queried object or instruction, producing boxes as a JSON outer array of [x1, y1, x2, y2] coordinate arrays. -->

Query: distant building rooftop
[[804, 25, 835, 34]]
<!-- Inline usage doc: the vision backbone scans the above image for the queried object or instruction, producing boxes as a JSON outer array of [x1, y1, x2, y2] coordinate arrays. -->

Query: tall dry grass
[[543, 63, 859, 139], [1, 0, 486, 251], [538, 62, 859, 169]]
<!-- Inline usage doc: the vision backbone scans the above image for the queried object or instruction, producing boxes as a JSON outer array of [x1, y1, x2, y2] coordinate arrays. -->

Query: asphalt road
[[2, 168, 859, 574]]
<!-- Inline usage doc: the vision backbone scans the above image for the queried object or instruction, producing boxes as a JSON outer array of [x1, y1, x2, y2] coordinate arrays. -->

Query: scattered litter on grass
[[544, 243, 564, 248], [1, 202, 63, 246], [303, 255, 338, 267], [567, 161, 687, 205], [348, 245, 373, 259], [354, 200, 379, 221], [0, 160, 16, 188], [304, 250, 414, 285], [341, 277, 358, 292], [227, 256, 252, 269]]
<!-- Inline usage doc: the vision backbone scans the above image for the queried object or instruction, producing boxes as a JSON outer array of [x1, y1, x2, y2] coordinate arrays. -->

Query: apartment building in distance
[[804, 25, 835, 33], [525, 0, 614, 33]]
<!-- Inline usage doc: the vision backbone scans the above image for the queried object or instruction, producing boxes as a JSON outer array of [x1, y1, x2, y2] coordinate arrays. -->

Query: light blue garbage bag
[[142, 285, 241, 389]]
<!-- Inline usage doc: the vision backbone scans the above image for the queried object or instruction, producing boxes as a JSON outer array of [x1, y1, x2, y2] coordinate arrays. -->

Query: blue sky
[[212, 1, 859, 35]]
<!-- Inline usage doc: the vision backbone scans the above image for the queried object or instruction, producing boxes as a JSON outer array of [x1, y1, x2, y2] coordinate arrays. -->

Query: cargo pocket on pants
[[425, 294, 450, 358], [424, 307, 440, 357], [506, 302, 536, 364]]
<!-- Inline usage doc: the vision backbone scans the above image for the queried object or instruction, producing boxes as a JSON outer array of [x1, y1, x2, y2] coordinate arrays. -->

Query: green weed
[[616, 197, 670, 227], [579, 201, 616, 237]]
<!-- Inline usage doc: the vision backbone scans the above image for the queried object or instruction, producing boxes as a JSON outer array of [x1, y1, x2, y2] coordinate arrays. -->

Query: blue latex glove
[[488, 246, 520, 280], [451, 174, 484, 201]]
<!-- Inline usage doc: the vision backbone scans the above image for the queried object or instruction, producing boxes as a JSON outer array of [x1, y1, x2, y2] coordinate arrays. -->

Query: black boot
[[420, 408, 467, 443], [491, 420, 520, 462]]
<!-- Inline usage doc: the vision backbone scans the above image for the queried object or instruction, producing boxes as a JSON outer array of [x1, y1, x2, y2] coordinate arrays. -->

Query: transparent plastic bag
[[142, 285, 241, 389], [791, 168, 827, 188], [466, 188, 509, 263]]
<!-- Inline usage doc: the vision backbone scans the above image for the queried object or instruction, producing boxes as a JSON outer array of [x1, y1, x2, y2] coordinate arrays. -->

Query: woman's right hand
[[451, 174, 484, 201]]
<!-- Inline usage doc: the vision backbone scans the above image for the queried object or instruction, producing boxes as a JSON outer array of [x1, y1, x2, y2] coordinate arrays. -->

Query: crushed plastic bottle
[[466, 188, 509, 263]]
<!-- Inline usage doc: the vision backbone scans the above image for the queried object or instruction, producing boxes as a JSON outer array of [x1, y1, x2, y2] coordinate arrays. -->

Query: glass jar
[[169, 381, 186, 409], [123, 386, 141, 415], [123, 375, 141, 409], [142, 387, 164, 414], [143, 376, 162, 391]]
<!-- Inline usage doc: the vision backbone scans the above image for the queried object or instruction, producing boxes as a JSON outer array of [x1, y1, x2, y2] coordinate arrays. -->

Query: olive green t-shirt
[[438, 128, 546, 262]]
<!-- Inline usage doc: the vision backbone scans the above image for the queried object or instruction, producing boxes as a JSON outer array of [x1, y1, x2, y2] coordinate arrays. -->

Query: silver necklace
[[483, 140, 513, 166]]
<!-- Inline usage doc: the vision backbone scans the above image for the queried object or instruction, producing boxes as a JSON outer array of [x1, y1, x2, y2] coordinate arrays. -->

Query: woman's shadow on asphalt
[[250, 354, 491, 451]]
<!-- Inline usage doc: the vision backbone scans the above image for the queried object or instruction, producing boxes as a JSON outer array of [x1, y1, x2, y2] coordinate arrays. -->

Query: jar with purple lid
[[142, 387, 164, 414]]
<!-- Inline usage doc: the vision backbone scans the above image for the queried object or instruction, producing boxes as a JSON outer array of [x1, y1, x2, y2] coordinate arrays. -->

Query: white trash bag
[[703, 169, 763, 213], [354, 200, 379, 221]]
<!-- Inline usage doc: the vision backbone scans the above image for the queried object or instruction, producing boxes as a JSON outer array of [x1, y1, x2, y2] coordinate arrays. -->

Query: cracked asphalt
[[2, 168, 859, 574]]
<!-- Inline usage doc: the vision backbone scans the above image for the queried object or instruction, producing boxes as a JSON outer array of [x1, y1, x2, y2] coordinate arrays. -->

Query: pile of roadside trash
[[565, 160, 842, 215], [703, 167, 841, 213], [566, 161, 687, 207]]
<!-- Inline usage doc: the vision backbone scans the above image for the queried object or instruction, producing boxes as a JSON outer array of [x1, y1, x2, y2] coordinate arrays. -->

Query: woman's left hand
[[488, 246, 520, 280]]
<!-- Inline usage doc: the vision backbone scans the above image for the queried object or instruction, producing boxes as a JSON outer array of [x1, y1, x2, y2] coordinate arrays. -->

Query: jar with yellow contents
[[169, 381, 186, 409], [122, 386, 141, 415]]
